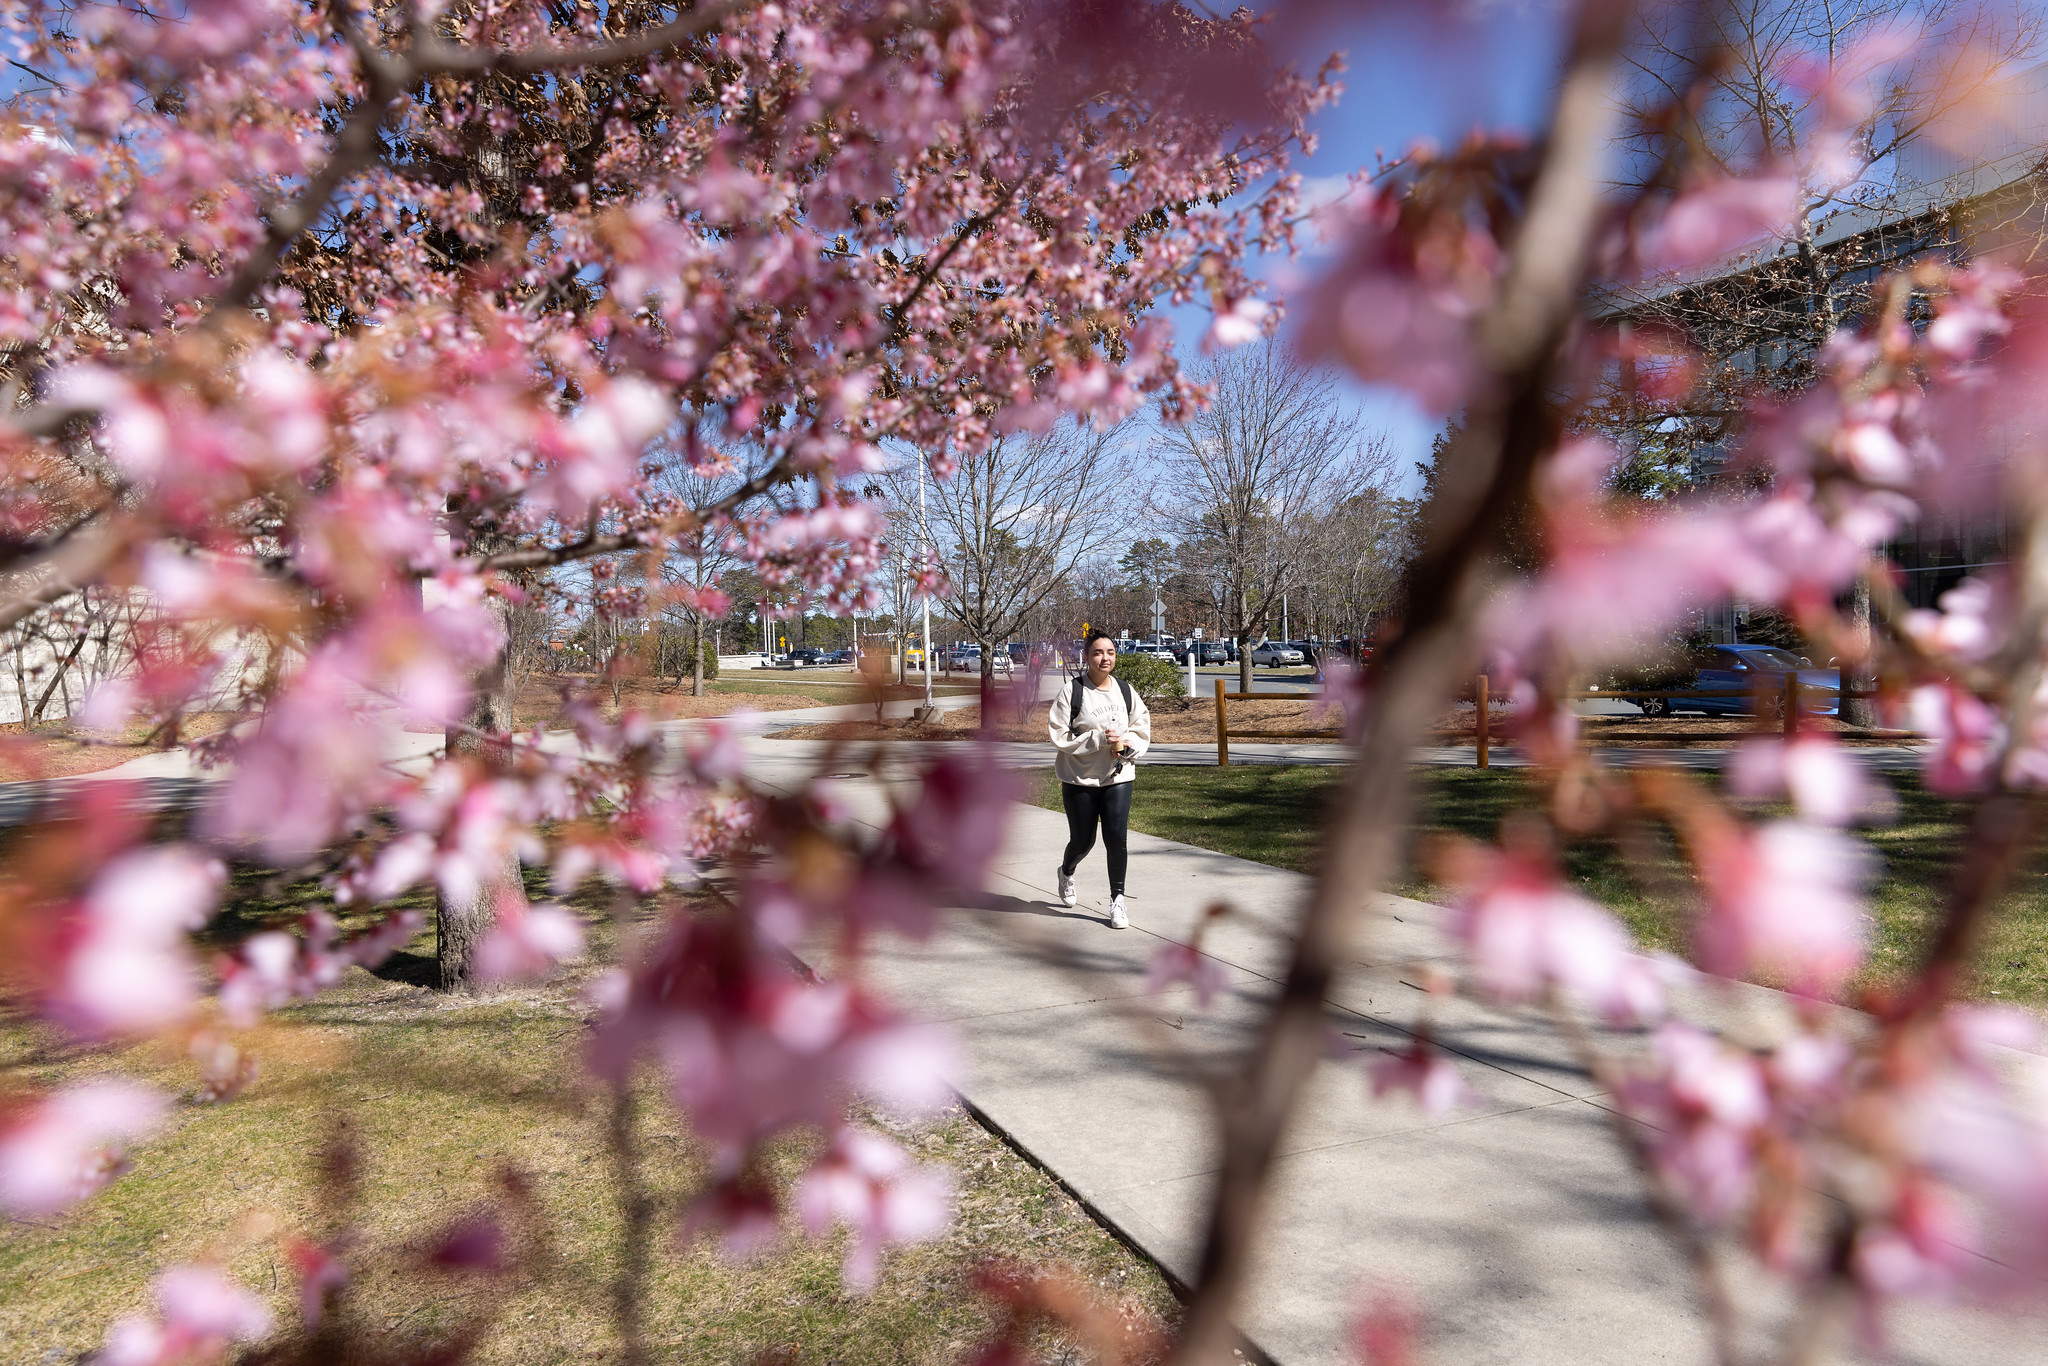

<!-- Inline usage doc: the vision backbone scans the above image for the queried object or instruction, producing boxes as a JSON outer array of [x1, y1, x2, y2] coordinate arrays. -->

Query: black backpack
[[1068, 675, 1135, 740]]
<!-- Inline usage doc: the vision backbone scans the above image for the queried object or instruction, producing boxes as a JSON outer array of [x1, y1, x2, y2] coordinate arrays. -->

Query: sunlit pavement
[[747, 743, 2045, 1366]]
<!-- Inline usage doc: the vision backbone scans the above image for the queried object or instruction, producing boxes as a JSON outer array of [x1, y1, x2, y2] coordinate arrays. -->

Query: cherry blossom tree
[[8, 1, 2048, 1364], [0, 0, 1335, 1354]]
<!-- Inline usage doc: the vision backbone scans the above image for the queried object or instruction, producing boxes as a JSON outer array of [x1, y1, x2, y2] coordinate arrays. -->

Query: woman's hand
[[1100, 725, 1122, 750]]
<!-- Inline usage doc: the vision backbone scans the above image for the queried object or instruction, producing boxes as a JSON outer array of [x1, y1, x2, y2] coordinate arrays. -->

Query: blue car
[[1638, 643, 1840, 718]]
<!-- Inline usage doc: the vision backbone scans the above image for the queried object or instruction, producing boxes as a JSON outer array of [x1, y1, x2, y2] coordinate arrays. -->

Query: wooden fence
[[1210, 671, 1901, 769]]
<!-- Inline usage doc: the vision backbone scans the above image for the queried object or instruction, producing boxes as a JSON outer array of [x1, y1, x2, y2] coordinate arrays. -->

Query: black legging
[[1059, 781, 1133, 897]]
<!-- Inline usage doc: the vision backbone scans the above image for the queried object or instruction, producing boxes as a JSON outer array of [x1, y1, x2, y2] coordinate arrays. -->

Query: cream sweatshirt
[[1047, 676, 1152, 786]]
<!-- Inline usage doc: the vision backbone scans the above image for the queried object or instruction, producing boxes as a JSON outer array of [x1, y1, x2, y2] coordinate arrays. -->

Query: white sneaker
[[1107, 895, 1129, 929], [1057, 869, 1077, 907]]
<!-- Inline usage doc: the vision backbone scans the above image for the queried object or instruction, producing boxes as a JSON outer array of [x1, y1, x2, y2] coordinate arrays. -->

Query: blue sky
[[1164, 2, 1572, 494]]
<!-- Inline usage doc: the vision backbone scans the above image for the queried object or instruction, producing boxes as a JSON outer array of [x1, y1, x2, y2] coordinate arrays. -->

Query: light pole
[[918, 457, 935, 716]]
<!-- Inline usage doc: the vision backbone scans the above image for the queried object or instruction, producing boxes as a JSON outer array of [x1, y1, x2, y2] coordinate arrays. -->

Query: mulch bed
[[0, 713, 234, 782]]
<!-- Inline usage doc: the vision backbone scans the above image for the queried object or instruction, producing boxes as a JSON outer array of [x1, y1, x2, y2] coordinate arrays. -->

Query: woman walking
[[1048, 631, 1152, 928]]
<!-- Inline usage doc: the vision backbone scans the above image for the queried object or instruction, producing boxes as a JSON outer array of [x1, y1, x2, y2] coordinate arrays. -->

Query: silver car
[[1250, 642, 1304, 667]]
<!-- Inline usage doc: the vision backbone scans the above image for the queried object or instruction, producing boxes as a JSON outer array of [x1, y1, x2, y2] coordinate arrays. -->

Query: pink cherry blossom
[[1297, 182, 1501, 414], [1441, 843, 1664, 1024], [1727, 735, 1893, 826], [1205, 296, 1271, 351], [474, 898, 587, 984], [1367, 1039, 1473, 1118], [1146, 941, 1233, 1008], [0, 1080, 169, 1216], [1927, 263, 2021, 360], [285, 1237, 349, 1327], [795, 1128, 952, 1293], [47, 847, 224, 1038], [1909, 683, 2004, 796], [1621, 1025, 1771, 1222], [1694, 819, 1870, 994], [97, 1264, 272, 1366], [1639, 173, 1800, 275], [1901, 575, 2009, 665], [1349, 1283, 1423, 1366]]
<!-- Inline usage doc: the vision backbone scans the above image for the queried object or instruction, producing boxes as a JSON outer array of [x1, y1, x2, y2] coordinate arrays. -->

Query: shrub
[[701, 637, 720, 680], [1594, 627, 1713, 692], [1113, 651, 1185, 699]]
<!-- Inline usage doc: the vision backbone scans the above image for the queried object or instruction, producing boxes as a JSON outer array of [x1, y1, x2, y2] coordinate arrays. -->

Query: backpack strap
[[1067, 675, 1135, 740]]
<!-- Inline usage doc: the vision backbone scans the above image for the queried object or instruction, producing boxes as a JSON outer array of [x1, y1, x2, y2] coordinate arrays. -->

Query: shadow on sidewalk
[[968, 890, 1109, 924]]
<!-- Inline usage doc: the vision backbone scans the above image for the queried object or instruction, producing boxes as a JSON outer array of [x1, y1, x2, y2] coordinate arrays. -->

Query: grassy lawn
[[1024, 766, 2048, 1006], [1, 870, 1173, 1364]]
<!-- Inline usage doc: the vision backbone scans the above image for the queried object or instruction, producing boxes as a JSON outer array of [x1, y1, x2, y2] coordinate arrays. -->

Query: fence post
[[1839, 662, 1850, 722], [1783, 669, 1798, 738], [1476, 673, 1490, 770], [1214, 676, 1230, 767]]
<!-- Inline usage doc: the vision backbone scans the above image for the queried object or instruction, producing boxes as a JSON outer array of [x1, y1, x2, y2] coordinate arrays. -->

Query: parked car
[[787, 647, 823, 666], [1139, 646, 1177, 663], [1250, 641, 1304, 667], [942, 644, 1011, 674], [1636, 643, 1841, 718], [1195, 640, 1228, 665], [1007, 642, 1030, 663], [817, 648, 853, 665]]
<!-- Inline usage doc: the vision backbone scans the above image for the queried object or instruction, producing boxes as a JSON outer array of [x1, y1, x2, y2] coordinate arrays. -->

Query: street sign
[[1150, 596, 1165, 635]]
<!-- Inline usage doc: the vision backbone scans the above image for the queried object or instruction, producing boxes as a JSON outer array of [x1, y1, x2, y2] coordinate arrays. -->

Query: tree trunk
[[692, 613, 706, 697], [1237, 583, 1253, 693], [1844, 577, 1876, 727], [980, 645, 995, 723], [438, 592, 524, 993]]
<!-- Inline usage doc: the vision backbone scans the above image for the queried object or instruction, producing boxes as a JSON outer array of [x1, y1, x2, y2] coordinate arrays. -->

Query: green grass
[[1025, 765, 2048, 1005], [1, 876, 1174, 1364]]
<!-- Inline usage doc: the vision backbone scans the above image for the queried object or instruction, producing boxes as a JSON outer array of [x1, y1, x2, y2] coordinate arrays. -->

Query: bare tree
[[1604, 0, 2046, 722], [1151, 339, 1395, 690], [1300, 489, 1419, 647], [891, 421, 1136, 712], [649, 434, 762, 698], [1603, 0, 2046, 477]]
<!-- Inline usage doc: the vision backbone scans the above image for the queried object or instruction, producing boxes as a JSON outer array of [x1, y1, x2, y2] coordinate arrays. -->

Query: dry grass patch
[[2, 883, 1174, 1365], [507, 675, 829, 729]]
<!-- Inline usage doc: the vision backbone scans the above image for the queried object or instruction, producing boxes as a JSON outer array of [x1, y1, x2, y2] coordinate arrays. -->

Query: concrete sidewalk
[[0, 690, 986, 826], [755, 741, 2041, 1366]]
